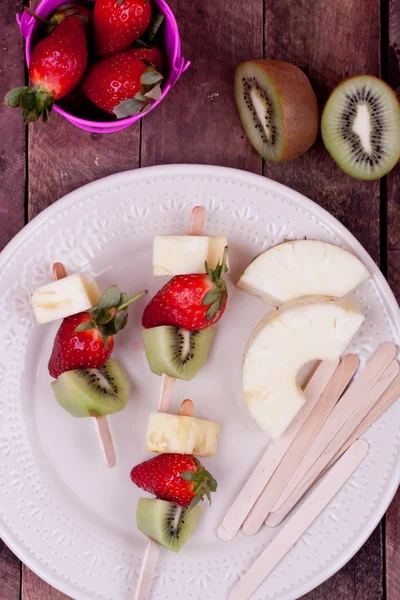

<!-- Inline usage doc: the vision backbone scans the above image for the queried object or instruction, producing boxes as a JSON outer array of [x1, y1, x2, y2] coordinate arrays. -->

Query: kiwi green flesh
[[51, 359, 130, 417], [321, 76, 400, 180], [235, 62, 285, 161], [142, 325, 214, 382], [136, 498, 202, 553]]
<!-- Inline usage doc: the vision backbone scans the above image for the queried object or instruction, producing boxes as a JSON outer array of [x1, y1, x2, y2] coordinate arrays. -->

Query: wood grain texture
[[141, 0, 263, 173], [0, 0, 26, 250], [263, 0, 381, 261], [385, 1, 400, 598], [0, 540, 20, 600], [22, 565, 71, 600]]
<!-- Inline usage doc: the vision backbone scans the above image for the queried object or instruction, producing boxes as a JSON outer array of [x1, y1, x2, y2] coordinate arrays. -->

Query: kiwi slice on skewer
[[321, 75, 400, 180], [51, 359, 130, 417], [235, 59, 318, 162], [142, 325, 214, 381], [136, 498, 202, 553]]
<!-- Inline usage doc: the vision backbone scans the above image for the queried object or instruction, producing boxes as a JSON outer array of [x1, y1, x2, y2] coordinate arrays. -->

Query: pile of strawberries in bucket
[[5, 1, 166, 123]]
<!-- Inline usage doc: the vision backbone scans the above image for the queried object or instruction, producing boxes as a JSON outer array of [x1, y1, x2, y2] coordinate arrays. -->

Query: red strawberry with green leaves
[[126, 45, 165, 73], [48, 285, 146, 378], [130, 454, 218, 508], [5, 15, 88, 123], [94, 0, 152, 58], [142, 247, 228, 331], [82, 53, 163, 117]]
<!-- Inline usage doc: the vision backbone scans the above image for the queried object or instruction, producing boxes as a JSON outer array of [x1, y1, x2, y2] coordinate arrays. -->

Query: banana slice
[[31, 273, 101, 324], [145, 412, 220, 456], [153, 235, 228, 276]]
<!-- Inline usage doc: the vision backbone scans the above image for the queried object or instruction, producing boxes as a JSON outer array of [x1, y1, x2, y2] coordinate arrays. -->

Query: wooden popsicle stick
[[242, 354, 359, 536], [267, 360, 399, 527], [218, 359, 339, 540], [322, 372, 400, 475], [134, 207, 206, 600], [228, 440, 369, 600], [134, 539, 161, 600], [52, 262, 117, 468], [269, 343, 397, 516]]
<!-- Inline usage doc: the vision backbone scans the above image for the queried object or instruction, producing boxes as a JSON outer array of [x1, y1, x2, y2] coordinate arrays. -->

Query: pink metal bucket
[[17, 0, 189, 133]]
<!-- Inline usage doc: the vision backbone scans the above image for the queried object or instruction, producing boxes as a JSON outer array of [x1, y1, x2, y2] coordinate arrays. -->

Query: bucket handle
[[170, 56, 191, 87], [16, 10, 36, 40]]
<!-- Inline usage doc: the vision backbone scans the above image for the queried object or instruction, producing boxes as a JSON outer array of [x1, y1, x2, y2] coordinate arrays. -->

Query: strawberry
[[47, 3, 93, 32], [142, 247, 228, 331], [130, 454, 218, 508], [126, 45, 165, 73], [82, 53, 163, 117], [48, 285, 147, 378], [5, 15, 88, 123], [94, 0, 152, 58]]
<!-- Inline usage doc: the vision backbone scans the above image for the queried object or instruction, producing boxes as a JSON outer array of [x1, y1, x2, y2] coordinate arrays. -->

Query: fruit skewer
[[52, 261, 117, 467], [134, 206, 207, 600]]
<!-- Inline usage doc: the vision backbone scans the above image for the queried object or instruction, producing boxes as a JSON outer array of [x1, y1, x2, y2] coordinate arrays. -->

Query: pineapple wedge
[[145, 412, 220, 456], [31, 273, 101, 324], [153, 235, 228, 276]]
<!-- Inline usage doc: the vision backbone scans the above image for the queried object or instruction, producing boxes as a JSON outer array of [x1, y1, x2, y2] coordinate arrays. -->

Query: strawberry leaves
[[74, 286, 147, 345], [113, 67, 163, 118], [201, 246, 229, 321], [181, 458, 218, 509]]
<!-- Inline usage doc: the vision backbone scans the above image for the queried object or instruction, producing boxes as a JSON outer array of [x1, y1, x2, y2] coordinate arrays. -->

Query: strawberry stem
[[118, 290, 148, 311], [23, 6, 50, 25]]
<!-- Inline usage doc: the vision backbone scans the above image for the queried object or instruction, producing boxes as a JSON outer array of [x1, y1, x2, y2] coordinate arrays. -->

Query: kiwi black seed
[[51, 359, 130, 417], [142, 325, 214, 381], [235, 59, 318, 162], [136, 498, 202, 553], [321, 75, 400, 180]]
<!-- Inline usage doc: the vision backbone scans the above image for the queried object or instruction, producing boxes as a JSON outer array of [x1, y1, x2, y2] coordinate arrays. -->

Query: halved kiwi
[[321, 75, 400, 180], [51, 359, 130, 417], [142, 325, 214, 381], [136, 498, 201, 553], [235, 59, 318, 162]]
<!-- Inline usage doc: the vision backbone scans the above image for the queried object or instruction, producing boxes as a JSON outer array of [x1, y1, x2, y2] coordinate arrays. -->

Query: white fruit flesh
[[31, 273, 101, 324], [237, 240, 370, 305], [153, 235, 228, 276], [145, 412, 220, 456], [243, 296, 364, 439]]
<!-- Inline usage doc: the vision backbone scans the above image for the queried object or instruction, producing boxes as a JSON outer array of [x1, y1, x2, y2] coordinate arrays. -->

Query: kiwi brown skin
[[235, 59, 319, 162]]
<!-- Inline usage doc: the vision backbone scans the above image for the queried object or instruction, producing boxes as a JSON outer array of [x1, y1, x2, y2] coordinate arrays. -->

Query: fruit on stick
[[234, 59, 318, 162], [136, 498, 201, 553], [152, 235, 228, 276], [82, 53, 162, 117], [126, 45, 166, 73], [243, 296, 364, 439], [321, 75, 400, 180], [48, 285, 147, 378], [31, 273, 101, 324], [145, 411, 220, 456], [237, 240, 370, 305], [5, 15, 88, 123], [142, 247, 228, 330], [131, 453, 217, 508], [94, 0, 152, 58], [51, 359, 130, 417], [142, 326, 214, 381]]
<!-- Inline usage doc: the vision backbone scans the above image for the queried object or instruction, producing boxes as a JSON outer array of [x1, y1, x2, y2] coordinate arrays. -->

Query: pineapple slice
[[145, 412, 220, 456], [31, 273, 101, 324], [153, 235, 228, 276]]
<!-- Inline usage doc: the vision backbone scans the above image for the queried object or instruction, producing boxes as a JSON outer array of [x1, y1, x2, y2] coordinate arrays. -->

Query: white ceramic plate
[[0, 165, 399, 600]]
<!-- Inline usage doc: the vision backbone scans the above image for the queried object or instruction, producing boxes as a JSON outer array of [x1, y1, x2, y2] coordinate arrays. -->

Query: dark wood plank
[[141, 0, 263, 173], [385, 0, 400, 598], [0, 541, 21, 600], [22, 565, 70, 600], [262, 1, 384, 598], [263, 0, 381, 262], [0, 0, 26, 249]]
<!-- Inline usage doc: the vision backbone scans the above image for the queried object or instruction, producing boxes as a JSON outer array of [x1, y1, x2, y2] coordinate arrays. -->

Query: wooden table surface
[[0, 0, 399, 598]]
